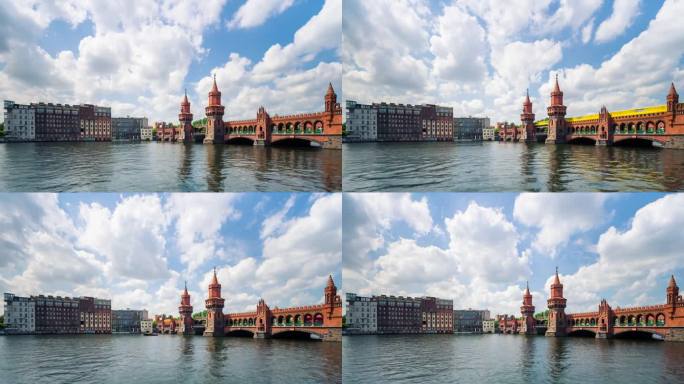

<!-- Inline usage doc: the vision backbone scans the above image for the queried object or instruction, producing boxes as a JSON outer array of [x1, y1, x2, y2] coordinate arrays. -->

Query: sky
[[0, 193, 342, 317], [0, 0, 341, 123], [342, 0, 684, 123], [343, 193, 684, 316]]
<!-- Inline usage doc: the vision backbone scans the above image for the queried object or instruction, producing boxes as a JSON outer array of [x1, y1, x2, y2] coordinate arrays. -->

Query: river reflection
[[343, 334, 684, 384], [343, 142, 684, 191], [0, 335, 341, 384], [0, 142, 341, 191]]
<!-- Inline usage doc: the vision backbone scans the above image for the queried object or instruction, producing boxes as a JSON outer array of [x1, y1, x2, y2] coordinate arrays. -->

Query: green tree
[[0, 314, 4, 328], [192, 310, 208, 319], [0, 122, 4, 137]]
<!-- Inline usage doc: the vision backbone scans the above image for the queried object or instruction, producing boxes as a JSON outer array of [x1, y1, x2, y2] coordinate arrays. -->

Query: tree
[[192, 310, 207, 319], [0, 122, 4, 137], [0, 314, 4, 328]]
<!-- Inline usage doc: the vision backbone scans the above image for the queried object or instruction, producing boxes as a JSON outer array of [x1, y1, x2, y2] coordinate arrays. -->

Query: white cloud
[[513, 193, 608, 255], [344, 196, 531, 315], [594, 0, 640, 43], [546, 194, 684, 312], [78, 195, 171, 281], [165, 194, 241, 274], [228, 0, 295, 30], [194, 0, 342, 121], [538, 0, 684, 118]]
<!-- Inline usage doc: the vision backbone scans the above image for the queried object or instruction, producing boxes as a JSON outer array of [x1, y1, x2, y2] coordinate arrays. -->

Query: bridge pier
[[664, 328, 684, 342], [254, 331, 271, 339], [595, 332, 611, 339], [320, 328, 342, 342]]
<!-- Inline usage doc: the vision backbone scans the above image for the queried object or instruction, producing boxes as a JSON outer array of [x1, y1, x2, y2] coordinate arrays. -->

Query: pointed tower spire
[[327, 82, 335, 95], [669, 82, 678, 97], [525, 281, 530, 294], [554, 266, 560, 284], [669, 274, 678, 288], [553, 73, 561, 93]]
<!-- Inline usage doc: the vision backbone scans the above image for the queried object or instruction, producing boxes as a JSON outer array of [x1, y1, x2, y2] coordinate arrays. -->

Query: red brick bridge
[[180, 270, 342, 341]]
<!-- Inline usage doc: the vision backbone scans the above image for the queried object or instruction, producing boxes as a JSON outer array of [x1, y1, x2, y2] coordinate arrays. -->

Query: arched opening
[[294, 314, 302, 326], [272, 330, 320, 341], [646, 314, 655, 326], [285, 315, 293, 326], [225, 329, 254, 338], [304, 314, 313, 326], [314, 121, 324, 134], [646, 121, 655, 134], [225, 137, 254, 145], [612, 138, 660, 148], [614, 330, 663, 341], [271, 316, 276, 325], [656, 314, 666, 326], [636, 315, 643, 326], [567, 137, 596, 145], [277, 315, 284, 326], [304, 121, 313, 133], [313, 313, 324, 327], [567, 329, 595, 338], [656, 121, 666, 134], [271, 138, 320, 148]]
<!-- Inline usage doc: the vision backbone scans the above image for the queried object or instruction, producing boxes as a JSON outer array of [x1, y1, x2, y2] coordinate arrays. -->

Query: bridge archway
[[271, 137, 322, 148], [612, 137, 662, 148], [225, 137, 254, 145], [567, 329, 596, 337], [613, 330, 664, 341], [271, 330, 321, 341], [225, 329, 254, 338], [567, 137, 596, 145]]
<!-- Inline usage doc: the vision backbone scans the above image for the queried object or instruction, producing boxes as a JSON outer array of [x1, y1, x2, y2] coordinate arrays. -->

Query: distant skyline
[[0, 0, 341, 123], [343, 0, 683, 123], [0, 193, 341, 317], [343, 193, 684, 316]]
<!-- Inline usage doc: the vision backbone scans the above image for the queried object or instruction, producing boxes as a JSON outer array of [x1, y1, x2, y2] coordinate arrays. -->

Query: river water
[[343, 142, 684, 191], [0, 335, 341, 384], [342, 334, 684, 384], [0, 142, 341, 192]]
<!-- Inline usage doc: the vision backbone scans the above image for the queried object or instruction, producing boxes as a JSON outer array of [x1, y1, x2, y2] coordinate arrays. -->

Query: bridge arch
[[225, 329, 254, 337], [613, 329, 664, 341], [271, 329, 324, 341], [304, 314, 313, 326], [656, 121, 666, 134], [612, 137, 663, 147], [567, 329, 596, 337], [277, 315, 284, 325], [656, 313, 666, 326], [567, 136, 596, 145], [226, 137, 254, 145], [270, 137, 324, 148], [314, 313, 324, 326]]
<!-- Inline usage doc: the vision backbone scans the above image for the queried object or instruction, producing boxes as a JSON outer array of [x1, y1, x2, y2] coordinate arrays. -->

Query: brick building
[[421, 104, 454, 141], [33, 103, 80, 141]]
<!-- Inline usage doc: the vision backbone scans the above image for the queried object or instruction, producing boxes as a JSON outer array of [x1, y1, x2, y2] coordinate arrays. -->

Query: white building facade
[[483, 126, 496, 141], [345, 100, 377, 142], [4, 100, 35, 141], [483, 319, 496, 333], [345, 293, 377, 334], [3, 293, 36, 333], [140, 319, 154, 334]]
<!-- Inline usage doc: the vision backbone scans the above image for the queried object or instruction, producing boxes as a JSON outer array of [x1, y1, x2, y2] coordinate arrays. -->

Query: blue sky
[[343, 0, 683, 123], [343, 193, 684, 316], [0, 0, 341, 123], [0, 193, 341, 316]]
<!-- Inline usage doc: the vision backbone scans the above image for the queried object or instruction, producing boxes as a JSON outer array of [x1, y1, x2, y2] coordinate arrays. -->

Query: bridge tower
[[667, 83, 679, 113], [204, 74, 225, 144], [596, 299, 614, 339], [546, 268, 567, 337], [520, 89, 536, 143], [520, 281, 536, 335], [254, 106, 272, 146], [667, 275, 681, 322], [596, 105, 614, 146], [179, 89, 194, 143], [254, 298, 272, 339], [203, 268, 225, 336], [546, 74, 567, 144], [322, 275, 343, 341], [325, 83, 337, 115], [178, 281, 194, 335]]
